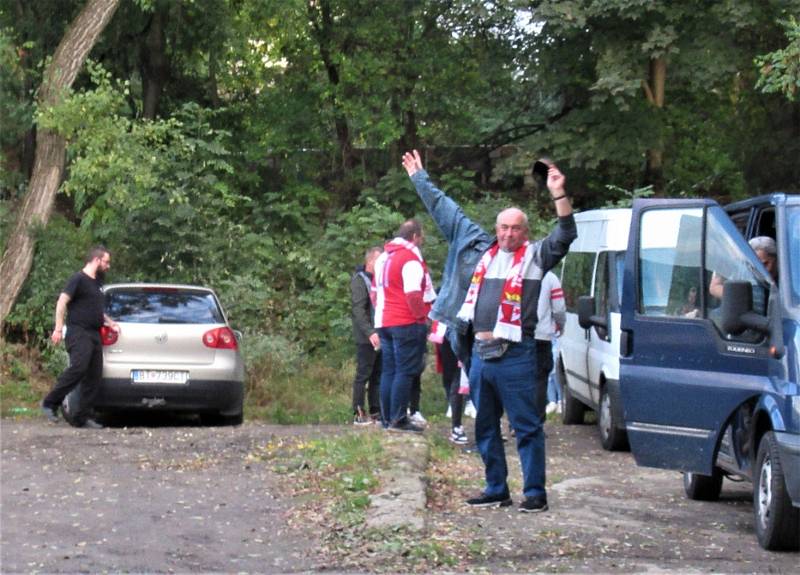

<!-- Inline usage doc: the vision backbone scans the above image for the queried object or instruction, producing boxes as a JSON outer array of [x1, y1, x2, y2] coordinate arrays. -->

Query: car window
[[638, 208, 703, 317], [788, 206, 799, 308], [614, 252, 625, 309], [594, 251, 609, 317], [562, 252, 594, 313], [706, 208, 769, 319], [106, 289, 224, 324]]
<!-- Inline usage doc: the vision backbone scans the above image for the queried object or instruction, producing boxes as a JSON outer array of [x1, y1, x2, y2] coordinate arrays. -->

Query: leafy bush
[[4, 216, 90, 342]]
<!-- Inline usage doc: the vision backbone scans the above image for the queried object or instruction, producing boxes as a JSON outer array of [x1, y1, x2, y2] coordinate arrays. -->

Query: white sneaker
[[446, 405, 452, 418], [450, 426, 468, 445], [545, 402, 558, 415], [409, 411, 427, 426], [556, 402, 563, 414], [463, 400, 477, 418]]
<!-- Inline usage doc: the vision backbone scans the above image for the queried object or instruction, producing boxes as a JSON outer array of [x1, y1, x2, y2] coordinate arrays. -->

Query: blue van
[[619, 194, 799, 551]]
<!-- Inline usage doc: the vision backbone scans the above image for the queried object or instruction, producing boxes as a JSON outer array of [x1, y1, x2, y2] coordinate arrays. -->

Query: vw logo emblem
[[155, 333, 168, 344]]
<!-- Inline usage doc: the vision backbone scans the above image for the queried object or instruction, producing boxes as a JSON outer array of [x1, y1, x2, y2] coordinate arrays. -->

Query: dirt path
[[1, 417, 797, 573], [426, 420, 798, 573], [1, 419, 325, 574]]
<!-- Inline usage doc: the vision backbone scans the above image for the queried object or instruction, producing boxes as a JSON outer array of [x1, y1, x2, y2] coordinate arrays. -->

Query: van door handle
[[620, 329, 632, 357]]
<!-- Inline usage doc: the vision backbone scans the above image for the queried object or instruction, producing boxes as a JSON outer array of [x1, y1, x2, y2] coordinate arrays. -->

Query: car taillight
[[100, 326, 119, 346], [202, 327, 238, 349]]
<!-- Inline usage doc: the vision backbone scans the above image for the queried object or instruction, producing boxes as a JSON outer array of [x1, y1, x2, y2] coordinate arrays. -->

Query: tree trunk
[[307, 0, 358, 180], [0, 0, 120, 338], [642, 56, 666, 195], [141, 5, 169, 119]]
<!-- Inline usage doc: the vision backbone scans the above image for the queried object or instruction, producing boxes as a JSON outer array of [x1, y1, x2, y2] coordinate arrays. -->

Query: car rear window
[[105, 289, 225, 324]]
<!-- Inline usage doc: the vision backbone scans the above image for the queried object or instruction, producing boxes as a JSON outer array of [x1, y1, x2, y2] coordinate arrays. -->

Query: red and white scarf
[[456, 241, 532, 342]]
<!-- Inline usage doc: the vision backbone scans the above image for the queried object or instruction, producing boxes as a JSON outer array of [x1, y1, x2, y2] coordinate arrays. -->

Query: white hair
[[748, 236, 776, 256]]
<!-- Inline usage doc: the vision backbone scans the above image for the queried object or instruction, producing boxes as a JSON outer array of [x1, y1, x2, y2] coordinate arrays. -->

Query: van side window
[[562, 252, 594, 313], [638, 208, 703, 317], [594, 252, 609, 318], [705, 209, 769, 335]]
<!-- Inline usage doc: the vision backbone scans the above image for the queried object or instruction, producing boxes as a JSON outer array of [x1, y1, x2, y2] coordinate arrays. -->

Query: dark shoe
[[388, 421, 424, 434], [519, 495, 548, 513], [466, 492, 512, 508], [78, 418, 104, 429], [353, 408, 371, 426], [41, 402, 59, 423]]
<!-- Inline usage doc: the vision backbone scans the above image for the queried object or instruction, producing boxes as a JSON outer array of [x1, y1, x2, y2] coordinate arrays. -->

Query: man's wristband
[[551, 194, 567, 201]]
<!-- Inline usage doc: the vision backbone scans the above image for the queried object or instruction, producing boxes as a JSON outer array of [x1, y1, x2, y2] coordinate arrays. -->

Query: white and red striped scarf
[[456, 241, 532, 342]]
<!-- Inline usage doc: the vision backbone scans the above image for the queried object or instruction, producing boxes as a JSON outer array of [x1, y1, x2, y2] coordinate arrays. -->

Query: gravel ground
[[428, 419, 800, 573], [1, 417, 325, 574], [1, 415, 798, 573]]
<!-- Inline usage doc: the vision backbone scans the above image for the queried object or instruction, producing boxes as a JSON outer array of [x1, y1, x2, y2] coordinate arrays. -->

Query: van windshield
[[788, 206, 799, 308]]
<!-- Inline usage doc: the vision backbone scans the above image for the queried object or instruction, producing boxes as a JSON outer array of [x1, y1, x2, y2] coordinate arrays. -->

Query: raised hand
[[402, 150, 423, 177]]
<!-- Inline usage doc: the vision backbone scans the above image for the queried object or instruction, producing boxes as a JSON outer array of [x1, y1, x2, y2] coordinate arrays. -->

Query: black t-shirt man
[[63, 271, 105, 330]]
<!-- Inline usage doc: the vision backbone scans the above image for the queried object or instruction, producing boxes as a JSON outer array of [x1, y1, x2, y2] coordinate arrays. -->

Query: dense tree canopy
[[1, 0, 798, 353]]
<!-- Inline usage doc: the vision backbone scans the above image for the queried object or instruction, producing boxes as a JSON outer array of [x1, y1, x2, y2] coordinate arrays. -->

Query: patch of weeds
[[427, 429, 460, 463], [0, 343, 52, 417], [288, 432, 385, 526]]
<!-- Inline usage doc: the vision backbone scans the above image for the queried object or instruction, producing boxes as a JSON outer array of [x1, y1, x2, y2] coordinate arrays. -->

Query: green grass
[[0, 343, 52, 417], [297, 432, 386, 525]]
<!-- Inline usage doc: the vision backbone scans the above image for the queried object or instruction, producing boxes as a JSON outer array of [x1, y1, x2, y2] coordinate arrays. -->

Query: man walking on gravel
[[41, 246, 119, 429], [402, 150, 576, 513]]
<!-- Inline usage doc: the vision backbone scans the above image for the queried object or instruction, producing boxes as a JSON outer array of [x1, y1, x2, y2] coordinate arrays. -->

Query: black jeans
[[43, 326, 102, 423], [351, 343, 381, 416], [439, 341, 464, 428]]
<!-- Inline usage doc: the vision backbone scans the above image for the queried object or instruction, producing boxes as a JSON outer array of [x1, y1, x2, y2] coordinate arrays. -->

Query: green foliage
[[0, 27, 33, 197], [297, 433, 385, 525], [4, 216, 90, 341], [756, 17, 800, 101]]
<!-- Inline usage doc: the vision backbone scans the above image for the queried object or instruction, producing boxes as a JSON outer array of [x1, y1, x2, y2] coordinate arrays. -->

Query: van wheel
[[558, 362, 584, 425], [599, 385, 628, 451], [753, 431, 800, 550], [683, 469, 723, 501]]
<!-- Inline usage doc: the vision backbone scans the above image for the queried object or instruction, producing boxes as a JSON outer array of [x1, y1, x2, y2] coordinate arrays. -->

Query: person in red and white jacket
[[534, 271, 565, 417], [372, 219, 430, 433]]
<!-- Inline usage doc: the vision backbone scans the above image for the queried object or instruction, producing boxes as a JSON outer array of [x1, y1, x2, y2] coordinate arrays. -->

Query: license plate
[[131, 370, 189, 384]]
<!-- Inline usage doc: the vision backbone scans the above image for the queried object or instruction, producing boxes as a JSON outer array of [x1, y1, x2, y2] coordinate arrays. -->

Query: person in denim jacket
[[402, 150, 576, 513]]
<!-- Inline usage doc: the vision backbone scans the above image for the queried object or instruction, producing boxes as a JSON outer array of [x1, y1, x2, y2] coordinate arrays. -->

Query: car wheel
[[753, 431, 800, 550], [61, 388, 82, 428], [599, 385, 628, 451], [558, 362, 584, 425], [201, 411, 243, 427], [683, 468, 723, 501]]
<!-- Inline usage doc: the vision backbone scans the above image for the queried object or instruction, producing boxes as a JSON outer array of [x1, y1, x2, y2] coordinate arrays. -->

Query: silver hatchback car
[[63, 283, 245, 425]]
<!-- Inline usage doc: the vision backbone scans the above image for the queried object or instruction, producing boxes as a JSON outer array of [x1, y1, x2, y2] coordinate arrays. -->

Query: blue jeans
[[378, 323, 427, 426], [469, 339, 546, 499], [547, 338, 561, 403]]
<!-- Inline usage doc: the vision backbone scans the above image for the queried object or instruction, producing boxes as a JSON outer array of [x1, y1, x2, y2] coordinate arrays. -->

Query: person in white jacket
[[534, 271, 565, 416]]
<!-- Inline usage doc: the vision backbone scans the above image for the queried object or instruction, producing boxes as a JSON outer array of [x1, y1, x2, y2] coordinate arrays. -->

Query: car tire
[[201, 411, 243, 427], [683, 468, 723, 501], [61, 388, 82, 428], [598, 385, 628, 451], [753, 431, 800, 551], [558, 361, 584, 425]]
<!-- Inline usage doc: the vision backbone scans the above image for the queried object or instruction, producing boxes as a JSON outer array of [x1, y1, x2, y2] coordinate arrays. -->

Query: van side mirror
[[578, 296, 608, 330], [720, 281, 769, 335]]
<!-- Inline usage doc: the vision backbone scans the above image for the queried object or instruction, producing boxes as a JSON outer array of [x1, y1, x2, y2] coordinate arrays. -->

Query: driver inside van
[[708, 236, 777, 300]]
